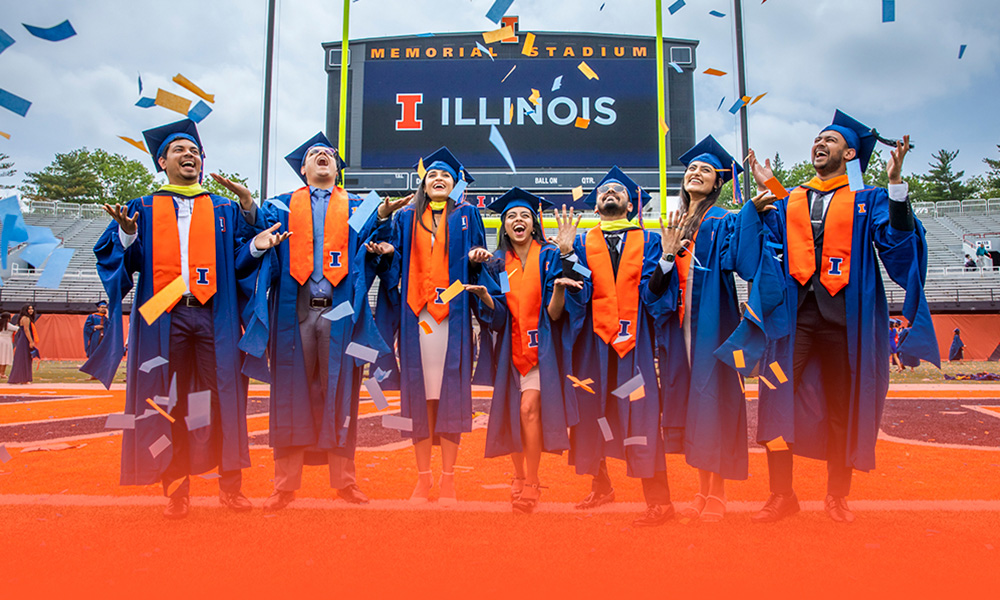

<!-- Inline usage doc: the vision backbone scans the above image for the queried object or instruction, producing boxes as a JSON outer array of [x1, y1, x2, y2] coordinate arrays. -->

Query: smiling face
[[595, 182, 632, 219], [157, 139, 202, 185], [301, 146, 337, 187], [503, 207, 535, 246], [423, 169, 455, 201], [683, 161, 720, 198], [98, 305, 107, 316], [811, 131, 856, 177]]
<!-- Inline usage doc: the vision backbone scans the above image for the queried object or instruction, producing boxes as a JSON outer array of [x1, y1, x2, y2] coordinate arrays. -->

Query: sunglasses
[[597, 183, 627, 195]]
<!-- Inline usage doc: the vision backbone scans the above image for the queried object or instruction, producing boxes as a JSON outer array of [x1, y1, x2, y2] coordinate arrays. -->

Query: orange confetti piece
[[0, 131, 10, 140], [732, 349, 745, 369], [417, 157, 426, 179], [743, 302, 760, 322], [521, 32, 536, 56], [138, 275, 186, 325], [439, 280, 465, 304], [751, 92, 768, 105], [703, 68, 727, 76], [574, 117, 590, 129], [501, 65, 517, 83], [145, 398, 176, 424], [529, 89, 541, 106], [765, 436, 789, 452], [629, 385, 645, 402], [759, 375, 777, 390], [483, 26, 515, 44], [154, 88, 193, 116], [769, 362, 788, 384], [763, 176, 789, 199], [741, 95, 751, 104], [567, 375, 595, 394], [508, 103, 514, 122], [659, 117, 669, 136], [418, 321, 432, 335], [578, 61, 599, 80], [571, 186, 584, 201], [118, 135, 148, 154], [172, 73, 215, 103], [738, 375, 746, 395]]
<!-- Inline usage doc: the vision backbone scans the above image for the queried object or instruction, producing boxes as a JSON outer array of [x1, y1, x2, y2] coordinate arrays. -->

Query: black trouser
[[591, 458, 671, 506], [766, 293, 853, 497], [161, 301, 242, 498]]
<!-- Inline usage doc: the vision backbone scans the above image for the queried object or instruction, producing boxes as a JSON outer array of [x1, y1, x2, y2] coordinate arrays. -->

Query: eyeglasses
[[307, 147, 336, 157], [597, 183, 627, 195]]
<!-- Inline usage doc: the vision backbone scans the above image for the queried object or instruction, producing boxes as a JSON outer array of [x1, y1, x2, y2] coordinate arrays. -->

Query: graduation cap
[[486, 187, 555, 217], [416, 147, 474, 184], [284, 132, 347, 185], [820, 110, 877, 172], [142, 119, 203, 173], [580, 166, 650, 220], [95, 300, 108, 308], [678, 135, 743, 185]]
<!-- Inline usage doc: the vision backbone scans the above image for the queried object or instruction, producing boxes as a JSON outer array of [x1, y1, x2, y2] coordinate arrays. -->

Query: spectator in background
[[0, 312, 17, 378], [889, 319, 902, 372], [83, 301, 108, 358], [976, 244, 988, 269], [949, 328, 965, 362], [964, 254, 977, 271]]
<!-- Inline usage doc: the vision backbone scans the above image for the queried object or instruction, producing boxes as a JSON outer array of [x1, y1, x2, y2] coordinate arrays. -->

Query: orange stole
[[152, 194, 217, 307], [786, 174, 855, 296], [586, 227, 643, 358], [675, 226, 700, 328], [407, 206, 450, 323], [288, 186, 350, 286], [505, 242, 542, 376]]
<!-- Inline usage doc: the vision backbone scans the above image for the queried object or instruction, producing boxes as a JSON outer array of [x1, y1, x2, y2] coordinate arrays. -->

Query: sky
[[0, 0, 997, 197]]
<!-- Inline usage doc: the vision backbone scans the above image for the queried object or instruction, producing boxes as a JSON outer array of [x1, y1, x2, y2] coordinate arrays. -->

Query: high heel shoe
[[438, 472, 457, 506], [510, 477, 526, 502], [409, 470, 432, 503], [512, 482, 542, 514]]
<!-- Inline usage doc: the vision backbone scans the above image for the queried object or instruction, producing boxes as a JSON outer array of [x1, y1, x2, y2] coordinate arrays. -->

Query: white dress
[[0, 325, 17, 366]]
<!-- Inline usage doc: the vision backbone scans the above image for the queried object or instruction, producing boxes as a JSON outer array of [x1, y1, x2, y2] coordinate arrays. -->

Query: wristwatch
[[663, 253, 675, 263]]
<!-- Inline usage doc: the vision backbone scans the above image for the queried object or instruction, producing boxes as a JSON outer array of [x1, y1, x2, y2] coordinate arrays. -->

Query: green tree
[[921, 149, 975, 203], [19, 149, 103, 203], [978, 144, 1000, 199], [202, 170, 259, 203], [0, 152, 15, 191], [88, 148, 157, 204]]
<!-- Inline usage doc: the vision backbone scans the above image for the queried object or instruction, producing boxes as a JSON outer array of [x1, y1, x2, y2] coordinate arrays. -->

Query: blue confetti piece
[[137, 72, 143, 95], [0, 29, 15, 55], [881, 0, 895, 23], [135, 97, 155, 108], [668, 0, 686, 15], [959, 44, 967, 59], [499, 271, 510, 293], [36, 248, 75, 289], [415, 32, 435, 37], [322, 301, 355, 322], [373, 367, 389, 382], [709, 10, 726, 18], [717, 96, 726, 111], [846, 159, 865, 192], [668, 62, 683, 73], [489, 125, 517, 174], [475, 41, 495, 60], [600, 3, 605, 10], [266, 197, 290, 212], [349, 190, 382, 232], [22, 20, 76, 42], [485, 0, 515, 24], [187, 100, 212, 123], [551, 75, 563, 91], [0, 88, 31, 117], [572, 261, 592, 278], [728, 97, 747, 114], [449, 179, 469, 201]]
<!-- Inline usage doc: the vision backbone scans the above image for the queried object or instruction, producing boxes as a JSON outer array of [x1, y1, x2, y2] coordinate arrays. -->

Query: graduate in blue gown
[[83, 301, 108, 359], [238, 132, 387, 511], [948, 328, 965, 361], [555, 167, 677, 527], [369, 148, 490, 504], [477, 188, 581, 513], [82, 119, 281, 519], [727, 110, 939, 523]]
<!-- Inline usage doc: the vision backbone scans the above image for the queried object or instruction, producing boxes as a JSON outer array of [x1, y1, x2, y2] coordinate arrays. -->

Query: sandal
[[699, 494, 726, 523], [409, 470, 432, 503], [438, 472, 457, 506], [510, 477, 526, 502], [513, 482, 542, 514], [679, 493, 707, 519]]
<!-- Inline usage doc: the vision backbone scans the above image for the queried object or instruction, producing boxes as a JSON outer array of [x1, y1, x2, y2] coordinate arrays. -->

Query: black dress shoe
[[632, 503, 675, 527], [337, 483, 370, 504], [263, 490, 295, 513], [824, 495, 855, 523], [219, 490, 253, 512], [575, 488, 615, 510], [163, 495, 190, 520], [751, 492, 800, 523]]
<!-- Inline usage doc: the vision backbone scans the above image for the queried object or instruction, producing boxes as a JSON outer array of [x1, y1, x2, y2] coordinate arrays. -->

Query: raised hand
[[103, 203, 139, 236], [746, 149, 774, 187], [253, 223, 292, 251], [750, 190, 779, 214], [658, 210, 688, 257], [887, 134, 910, 185], [553, 204, 582, 255], [468, 247, 492, 264], [365, 241, 395, 255], [553, 276, 584, 291], [210, 173, 255, 210], [378, 193, 413, 219]]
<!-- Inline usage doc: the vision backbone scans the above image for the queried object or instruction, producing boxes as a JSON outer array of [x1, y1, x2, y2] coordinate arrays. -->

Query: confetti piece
[[474, 41, 495, 60], [482, 483, 511, 490], [139, 275, 185, 325], [0, 131, 9, 140], [323, 301, 355, 322], [154, 88, 192, 116], [418, 320, 433, 334], [0, 30, 15, 55], [578, 61, 599, 80], [485, 0, 515, 23], [345, 342, 379, 363], [733, 350, 745, 369], [343, 416, 351, 428], [629, 385, 645, 402], [36, 248, 74, 289], [765, 436, 788, 452], [528, 88, 541, 106], [597, 417, 613, 441], [659, 116, 669, 136], [145, 398, 176, 423], [499, 271, 510, 293], [570, 186, 584, 201], [0, 88, 31, 117], [623, 436, 647, 446], [743, 302, 760, 322], [137, 72, 143, 95], [184, 390, 212, 430], [0, 444, 12, 463], [769, 362, 788, 384], [521, 32, 536, 56], [763, 176, 789, 199], [668, 62, 683, 73], [199, 473, 221, 480], [439, 280, 466, 303], [449, 178, 468, 202], [575, 117, 591, 129], [489, 124, 517, 173], [738, 375, 746, 395], [508, 103, 514, 122], [881, 0, 895, 23], [118, 135, 148, 154], [709, 10, 726, 17], [567, 374, 595, 394], [135, 97, 156, 108], [382, 414, 413, 431], [139, 356, 168, 373], [104, 414, 135, 430], [501, 65, 517, 83], [750, 92, 767, 105], [364, 378, 389, 410], [703, 68, 727, 77], [716, 96, 726, 111], [728, 97, 747, 114], [267, 197, 290, 212], [612, 373, 644, 400], [600, 2, 605, 10], [173, 73, 215, 103], [22, 20, 76, 42], [741, 95, 751, 104], [187, 100, 212, 123], [373, 367, 390, 382], [417, 157, 426, 179], [551, 75, 563, 92], [846, 159, 864, 192], [572, 261, 592, 278], [483, 26, 515, 45], [668, 0, 686, 15], [149, 435, 171, 458], [349, 189, 382, 232], [759, 375, 777, 390], [958, 44, 967, 59]]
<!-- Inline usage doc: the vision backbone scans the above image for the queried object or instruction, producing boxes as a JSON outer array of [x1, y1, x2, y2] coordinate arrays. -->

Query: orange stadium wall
[[34, 314, 130, 360]]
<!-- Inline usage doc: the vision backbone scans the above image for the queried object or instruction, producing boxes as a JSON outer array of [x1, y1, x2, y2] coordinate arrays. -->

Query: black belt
[[309, 297, 333, 308], [180, 295, 212, 308]]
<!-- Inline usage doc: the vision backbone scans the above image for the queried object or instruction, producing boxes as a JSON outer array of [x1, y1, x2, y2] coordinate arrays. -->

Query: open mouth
[[181, 159, 196, 168], [432, 182, 447, 191], [512, 223, 526, 234], [814, 147, 829, 160]]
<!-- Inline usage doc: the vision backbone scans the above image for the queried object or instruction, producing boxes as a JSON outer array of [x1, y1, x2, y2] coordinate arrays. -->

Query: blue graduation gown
[[719, 185, 939, 472], [83, 313, 107, 358], [480, 243, 578, 457], [948, 333, 964, 361], [240, 191, 387, 459], [375, 202, 488, 442], [81, 193, 260, 485], [656, 203, 762, 480], [562, 228, 673, 479], [896, 327, 922, 367]]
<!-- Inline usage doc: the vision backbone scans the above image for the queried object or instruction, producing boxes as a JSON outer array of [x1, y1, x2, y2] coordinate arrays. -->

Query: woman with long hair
[[8, 304, 36, 384], [367, 147, 490, 505], [479, 188, 581, 513], [0, 312, 16, 378]]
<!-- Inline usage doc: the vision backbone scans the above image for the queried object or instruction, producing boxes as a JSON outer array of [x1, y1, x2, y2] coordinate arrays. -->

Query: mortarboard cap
[[821, 110, 877, 172], [284, 132, 347, 185], [486, 187, 555, 217], [678, 135, 743, 185], [96, 300, 108, 308], [142, 119, 203, 173], [580, 166, 650, 220], [416, 147, 474, 184]]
